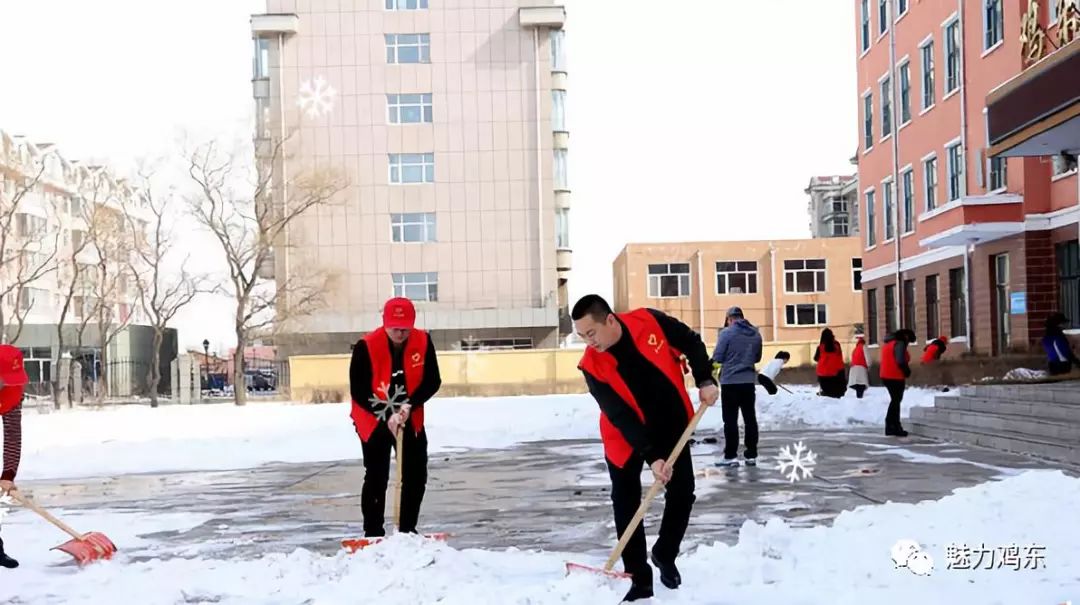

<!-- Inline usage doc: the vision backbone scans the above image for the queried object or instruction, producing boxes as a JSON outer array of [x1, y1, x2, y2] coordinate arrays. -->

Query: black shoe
[[649, 550, 681, 589], [622, 582, 653, 602], [0, 539, 17, 570], [885, 424, 909, 437]]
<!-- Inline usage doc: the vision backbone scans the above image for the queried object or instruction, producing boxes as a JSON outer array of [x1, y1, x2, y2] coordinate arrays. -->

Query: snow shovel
[[10, 490, 117, 565], [341, 427, 449, 553], [565, 402, 710, 580]]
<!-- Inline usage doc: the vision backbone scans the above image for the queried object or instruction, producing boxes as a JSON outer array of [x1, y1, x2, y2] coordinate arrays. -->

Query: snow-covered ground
[[17, 385, 937, 481], [2, 469, 1076, 604]]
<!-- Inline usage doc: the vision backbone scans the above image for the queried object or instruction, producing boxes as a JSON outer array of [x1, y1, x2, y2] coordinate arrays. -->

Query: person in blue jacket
[[711, 306, 762, 467], [1043, 312, 1080, 375]]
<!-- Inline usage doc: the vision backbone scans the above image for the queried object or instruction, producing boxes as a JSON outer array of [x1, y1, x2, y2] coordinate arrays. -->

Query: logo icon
[[892, 539, 934, 576]]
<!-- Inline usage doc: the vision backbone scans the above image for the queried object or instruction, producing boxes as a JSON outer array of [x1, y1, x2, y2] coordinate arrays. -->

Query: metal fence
[[199, 358, 290, 397]]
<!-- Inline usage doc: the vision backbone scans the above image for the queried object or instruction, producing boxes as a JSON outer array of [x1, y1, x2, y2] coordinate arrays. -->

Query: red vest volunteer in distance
[[578, 309, 695, 468], [815, 345, 845, 377], [350, 328, 429, 442], [879, 339, 910, 380]]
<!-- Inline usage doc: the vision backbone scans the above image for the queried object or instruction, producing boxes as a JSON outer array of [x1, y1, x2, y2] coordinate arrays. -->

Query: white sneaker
[[715, 458, 740, 468], [743, 457, 757, 466]]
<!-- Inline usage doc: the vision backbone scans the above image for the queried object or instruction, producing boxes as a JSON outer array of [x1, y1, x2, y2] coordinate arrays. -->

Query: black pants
[[757, 374, 778, 395], [361, 423, 428, 536], [883, 379, 905, 428], [721, 383, 758, 460], [607, 446, 695, 576], [1048, 360, 1072, 375], [817, 372, 846, 398]]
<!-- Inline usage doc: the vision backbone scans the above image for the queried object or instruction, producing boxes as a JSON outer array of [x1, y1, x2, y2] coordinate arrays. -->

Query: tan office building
[[613, 238, 865, 345], [250, 1, 571, 355]]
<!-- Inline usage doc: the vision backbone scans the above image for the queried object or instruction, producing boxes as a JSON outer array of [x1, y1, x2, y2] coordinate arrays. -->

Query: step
[[910, 407, 1080, 442], [930, 395, 1080, 424], [959, 382, 1080, 405], [908, 420, 1080, 466]]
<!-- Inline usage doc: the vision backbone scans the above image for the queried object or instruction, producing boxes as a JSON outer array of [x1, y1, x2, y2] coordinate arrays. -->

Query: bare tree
[[0, 158, 60, 344], [86, 199, 137, 403], [186, 136, 346, 405], [127, 172, 208, 408]]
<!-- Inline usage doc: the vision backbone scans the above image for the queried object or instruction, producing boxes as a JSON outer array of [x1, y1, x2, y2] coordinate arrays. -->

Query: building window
[[925, 274, 940, 340], [552, 90, 567, 131], [16, 287, 48, 313], [866, 189, 877, 247], [984, 0, 1004, 49], [785, 303, 828, 327], [1057, 241, 1080, 328], [989, 156, 1007, 191], [947, 142, 963, 201], [253, 37, 271, 79], [389, 153, 435, 184], [387, 93, 433, 124], [881, 77, 892, 138], [832, 214, 850, 237], [861, 0, 871, 52], [901, 169, 914, 233], [903, 278, 916, 336], [867, 288, 879, 345], [882, 179, 895, 240], [945, 20, 960, 94], [386, 0, 428, 9], [15, 213, 46, 237], [550, 30, 566, 71], [852, 258, 863, 290], [784, 259, 827, 293], [460, 337, 532, 351], [1053, 153, 1078, 177], [715, 261, 758, 295], [391, 212, 436, 242], [879, 0, 889, 35], [899, 62, 911, 124], [393, 272, 438, 301], [924, 155, 938, 210], [555, 207, 570, 249], [898, 0, 908, 16], [648, 263, 691, 298], [385, 34, 431, 64], [949, 266, 967, 338], [863, 93, 874, 151], [884, 284, 897, 334], [920, 40, 935, 110], [554, 149, 568, 189]]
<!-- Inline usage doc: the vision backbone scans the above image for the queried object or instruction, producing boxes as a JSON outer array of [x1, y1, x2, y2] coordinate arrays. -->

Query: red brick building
[[854, 0, 1079, 356]]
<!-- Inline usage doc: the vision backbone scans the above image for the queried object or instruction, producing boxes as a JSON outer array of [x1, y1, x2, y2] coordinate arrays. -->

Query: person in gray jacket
[[711, 306, 763, 466]]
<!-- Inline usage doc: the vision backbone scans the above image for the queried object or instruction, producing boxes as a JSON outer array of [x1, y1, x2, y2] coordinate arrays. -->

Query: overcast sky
[[0, 0, 857, 352]]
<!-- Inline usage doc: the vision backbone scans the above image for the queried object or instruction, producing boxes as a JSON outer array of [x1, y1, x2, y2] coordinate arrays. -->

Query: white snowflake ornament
[[297, 76, 336, 118], [776, 441, 816, 482]]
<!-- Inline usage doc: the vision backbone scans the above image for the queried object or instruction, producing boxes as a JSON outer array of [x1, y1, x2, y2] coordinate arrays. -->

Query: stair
[[908, 382, 1080, 466]]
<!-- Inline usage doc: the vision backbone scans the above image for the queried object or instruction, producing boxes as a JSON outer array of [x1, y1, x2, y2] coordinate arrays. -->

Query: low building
[[612, 238, 864, 346], [806, 174, 860, 238]]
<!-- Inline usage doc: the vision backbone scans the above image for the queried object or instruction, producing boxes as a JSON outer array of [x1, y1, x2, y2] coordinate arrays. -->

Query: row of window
[[864, 268, 968, 345], [387, 210, 570, 249], [384, 150, 569, 188], [860, 0, 1002, 56], [646, 258, 863, 298]]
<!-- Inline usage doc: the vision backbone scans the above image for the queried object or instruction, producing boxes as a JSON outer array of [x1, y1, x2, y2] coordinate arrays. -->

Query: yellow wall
[[612, 237, 864, 344], [288, 339, 857, 402]]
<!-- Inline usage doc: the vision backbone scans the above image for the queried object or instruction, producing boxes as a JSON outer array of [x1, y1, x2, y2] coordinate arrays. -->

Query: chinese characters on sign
[[1021, 0, 1049, 66], [944, 543, 1046, 570], [1059, 0, 1080, 46]]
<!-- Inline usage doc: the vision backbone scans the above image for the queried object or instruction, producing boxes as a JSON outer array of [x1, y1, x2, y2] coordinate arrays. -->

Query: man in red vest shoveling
[[572, 294, 719, 602], [348, 297, 442, 539]]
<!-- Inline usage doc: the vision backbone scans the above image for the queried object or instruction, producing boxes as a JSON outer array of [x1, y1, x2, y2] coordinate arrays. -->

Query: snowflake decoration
[[776, 441, 816, 482], [369, 380, 409, 422], [297, 76, 336, 119]]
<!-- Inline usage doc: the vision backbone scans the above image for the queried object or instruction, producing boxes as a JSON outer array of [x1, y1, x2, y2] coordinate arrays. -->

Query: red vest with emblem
[[577, 309, 695, 468], [350, 328, 429, 442], [879, 340, 909, 380]]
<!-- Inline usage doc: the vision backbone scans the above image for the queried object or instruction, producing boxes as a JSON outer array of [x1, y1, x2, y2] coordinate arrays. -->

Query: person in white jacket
[[757, 351, 790, 395]]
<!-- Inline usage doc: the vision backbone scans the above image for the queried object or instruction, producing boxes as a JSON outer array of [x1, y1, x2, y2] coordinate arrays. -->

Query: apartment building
[[249, 1, 571, 355], [806, 174, 861, 238], [612, 238, 865, 345], [854, 0, 1079, 355], [0, 128, 161, 388]]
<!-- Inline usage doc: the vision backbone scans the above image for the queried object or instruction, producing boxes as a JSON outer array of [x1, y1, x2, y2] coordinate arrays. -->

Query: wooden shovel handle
[[393, 427, 404, 529], [603, 402, 710, 571], [9, 490, 86, 541]]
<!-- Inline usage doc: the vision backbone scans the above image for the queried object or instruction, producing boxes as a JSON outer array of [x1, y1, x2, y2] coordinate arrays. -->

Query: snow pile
[[2, 469, 1077, 604], [17, 386, 936, 481], [1002, 368, 1049, 381]]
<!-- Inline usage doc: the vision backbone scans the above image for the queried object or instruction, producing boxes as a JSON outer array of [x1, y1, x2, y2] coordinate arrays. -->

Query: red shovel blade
[[53, 532, 117, 565], [564, 561, 632, 580], [341, 532, 450, 554]]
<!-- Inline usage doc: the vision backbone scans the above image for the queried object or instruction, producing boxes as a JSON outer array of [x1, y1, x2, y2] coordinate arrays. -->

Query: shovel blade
[[341, 532, 450, 554], [564, 561, 632, 580], [53, 532, 117, 565]]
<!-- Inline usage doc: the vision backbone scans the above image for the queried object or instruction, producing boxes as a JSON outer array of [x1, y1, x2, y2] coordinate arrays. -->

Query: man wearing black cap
[[711, 306, 763, 467], [349, 297, 442, 537]]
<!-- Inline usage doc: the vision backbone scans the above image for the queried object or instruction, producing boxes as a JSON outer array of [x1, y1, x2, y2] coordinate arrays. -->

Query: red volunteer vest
[[815, 345, 845, 376], [851, 342, 868, 368], [0, 386, 22, 415], [577, 309, 695, 468], [879, 340, 910, 380], [350, 328, 429, 442]]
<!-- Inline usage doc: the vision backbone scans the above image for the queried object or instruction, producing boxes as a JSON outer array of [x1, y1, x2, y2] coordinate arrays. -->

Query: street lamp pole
[[202, 339, 210, 400]]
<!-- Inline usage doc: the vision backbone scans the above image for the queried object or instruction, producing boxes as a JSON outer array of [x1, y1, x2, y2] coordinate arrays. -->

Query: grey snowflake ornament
[[369, 381, 409, 422]]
